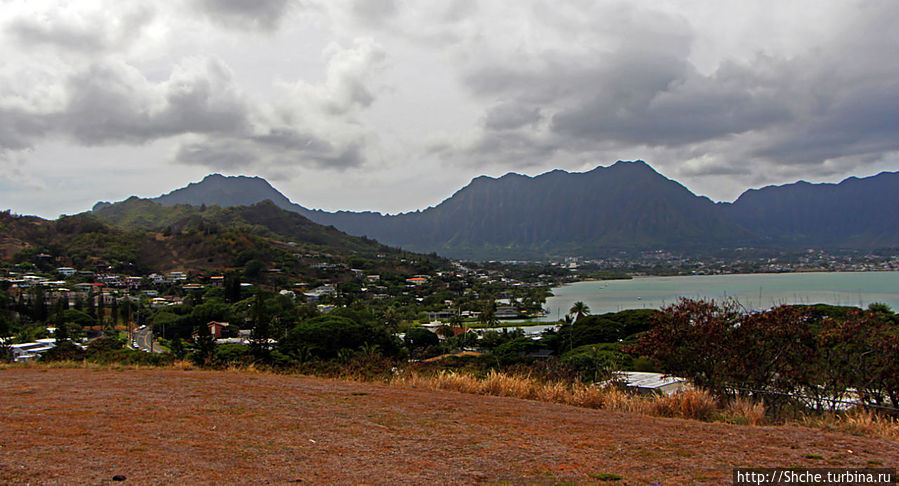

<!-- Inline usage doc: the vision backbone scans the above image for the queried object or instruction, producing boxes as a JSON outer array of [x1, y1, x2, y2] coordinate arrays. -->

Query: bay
[[540, 271, 899, 321]]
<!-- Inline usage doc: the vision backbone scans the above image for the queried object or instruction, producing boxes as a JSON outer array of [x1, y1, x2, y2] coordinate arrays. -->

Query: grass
[[588, 472, 623, 481], [395, 370, 720, 421], [391, 369, 899, 439], [4, 360, 897, 441]]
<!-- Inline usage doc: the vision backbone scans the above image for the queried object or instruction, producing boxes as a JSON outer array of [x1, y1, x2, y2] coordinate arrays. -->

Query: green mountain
[[308, 161, 753, 258], [723, 171, 899, 248], [3, 199, 430, 278], [89, 161, 899, 260], [92, 197, 392, 257]]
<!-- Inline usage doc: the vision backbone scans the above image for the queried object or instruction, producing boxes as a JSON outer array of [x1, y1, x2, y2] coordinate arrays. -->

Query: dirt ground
[[1, 368, 896, 485]]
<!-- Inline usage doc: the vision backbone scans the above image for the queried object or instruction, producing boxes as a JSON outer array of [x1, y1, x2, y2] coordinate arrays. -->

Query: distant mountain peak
[[91, 162, 898, 259]]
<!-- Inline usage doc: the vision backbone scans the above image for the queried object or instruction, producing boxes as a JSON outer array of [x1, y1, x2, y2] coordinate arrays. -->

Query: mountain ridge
[[91, 161, 899, 259]]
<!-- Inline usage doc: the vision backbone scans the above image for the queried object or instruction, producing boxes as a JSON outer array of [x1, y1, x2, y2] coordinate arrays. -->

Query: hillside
[[0, 211, 153, 273], [309, 161, 753, 258], [724, 171, 899, 248], [92, 197, 393, 258], [2, 202, 421, 277], [2, 368, 896, 484], [90, 162, 899, 259]]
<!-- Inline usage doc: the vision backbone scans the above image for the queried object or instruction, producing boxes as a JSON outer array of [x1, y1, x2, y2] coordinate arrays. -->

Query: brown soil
[[1, 368, 896, 485]]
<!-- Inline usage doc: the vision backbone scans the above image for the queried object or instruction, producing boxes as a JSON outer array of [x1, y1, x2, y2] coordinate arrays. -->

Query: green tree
[[31, 286, 48, 323], [169, 337, 187, 360], [279, 315, 397, 361], [479, 304, 497, 328], [404, 327, 439, 356], [569, 301, 590, 321], [250, 291, 271, 361], [224, 270, 242, 304], [191, 323, 217, 367]]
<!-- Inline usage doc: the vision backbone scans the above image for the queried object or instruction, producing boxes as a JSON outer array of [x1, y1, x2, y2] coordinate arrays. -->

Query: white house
[[613, 372, 691, 396]]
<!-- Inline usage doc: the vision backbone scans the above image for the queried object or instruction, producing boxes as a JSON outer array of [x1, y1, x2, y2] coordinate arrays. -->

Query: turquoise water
[[540, 272, 899, 321]]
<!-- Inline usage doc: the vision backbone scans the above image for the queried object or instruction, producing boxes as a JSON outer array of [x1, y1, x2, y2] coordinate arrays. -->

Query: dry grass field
[[1, 367, 897, 485]]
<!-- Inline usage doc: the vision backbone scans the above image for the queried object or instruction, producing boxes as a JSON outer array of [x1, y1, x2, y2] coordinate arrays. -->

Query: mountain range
[[92, 160, 899, 259]]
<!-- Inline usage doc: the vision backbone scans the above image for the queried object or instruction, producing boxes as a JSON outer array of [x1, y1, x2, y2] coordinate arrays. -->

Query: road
[[132, 326, 163, 353]]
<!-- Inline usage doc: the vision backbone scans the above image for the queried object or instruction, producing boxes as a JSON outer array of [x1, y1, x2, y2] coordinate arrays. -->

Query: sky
[[1, 0, 897, 219]]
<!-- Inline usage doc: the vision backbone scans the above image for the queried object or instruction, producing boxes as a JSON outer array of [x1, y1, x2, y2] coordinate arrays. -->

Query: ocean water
[[540, 271, 899, 321]]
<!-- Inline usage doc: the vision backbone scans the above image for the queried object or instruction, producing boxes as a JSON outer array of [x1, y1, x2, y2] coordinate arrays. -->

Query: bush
[[213, 343, 251, 365], [39, 341, 86, 362], [280, 315, 398, 361], [561, 343, 631, 382]]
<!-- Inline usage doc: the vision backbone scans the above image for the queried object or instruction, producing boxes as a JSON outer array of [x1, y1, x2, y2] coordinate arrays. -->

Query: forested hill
[[92, 198, 393, 258], [90, 162, 899, 259], [722, 171, 899, 248], [307, 161, 754, 258], [3, 199, 428, 277]]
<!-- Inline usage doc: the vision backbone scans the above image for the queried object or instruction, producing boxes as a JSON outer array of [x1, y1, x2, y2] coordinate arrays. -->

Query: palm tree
[[449, 312, 464, 330], [569, 301, 590, 322], [563, 314, 574, 352]]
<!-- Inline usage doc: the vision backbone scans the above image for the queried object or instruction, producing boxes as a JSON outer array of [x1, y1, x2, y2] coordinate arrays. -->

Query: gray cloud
[[5, 5, 155, 53], [58, 58, 250, 145], [0, 56, 365, 171], [0, 58, 248, 150], [447, 1, 899, 179], [483, 102, 542, 131], [194, 0, 295, 31], [0, 105, 47, 150], [176, 129, 364, 170], [549, 57, 792, 146], [350, 0, 397, 26]]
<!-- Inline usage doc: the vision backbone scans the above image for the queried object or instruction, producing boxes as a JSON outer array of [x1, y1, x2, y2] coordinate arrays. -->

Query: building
[[9, 339, 57, 362], [207, 321, 230, 339], [56, 267, 76, 277], [614, 372, 691, 396]]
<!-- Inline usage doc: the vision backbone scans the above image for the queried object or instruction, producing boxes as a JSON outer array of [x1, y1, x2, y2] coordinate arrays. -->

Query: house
[[427, 310, 458, 321], [303, 284, 336, 302], [150, 297, 169, 308], [495, 306, 519, 319], [9, 339, 57, 362], [73, 283, 95, 292], [56, 267, 76, 277], [207, 321, 230, 339], [613, 372, 691, 396], [365, 275, 380, 283], [405, 276, 428, 286]]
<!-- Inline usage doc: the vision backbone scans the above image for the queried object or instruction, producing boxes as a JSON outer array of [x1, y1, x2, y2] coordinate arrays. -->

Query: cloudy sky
[[1, 0, 897, 218]]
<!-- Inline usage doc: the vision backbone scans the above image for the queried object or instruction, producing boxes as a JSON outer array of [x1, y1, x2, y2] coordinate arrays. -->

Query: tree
[[629, 299, 741, 393], [54, 319, 69, 343], [224, 270, 242, 304], [169, 337, 187, 360], [479, 304, 497, 328], [404, 327, 439, 356], [191, 322, 217, 367], [250, 291, 271, 361], [449, 312, 464, 329], [569, 301, 590, 321], [279, 316, 397, 361], [30, 286, 48, 323]]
